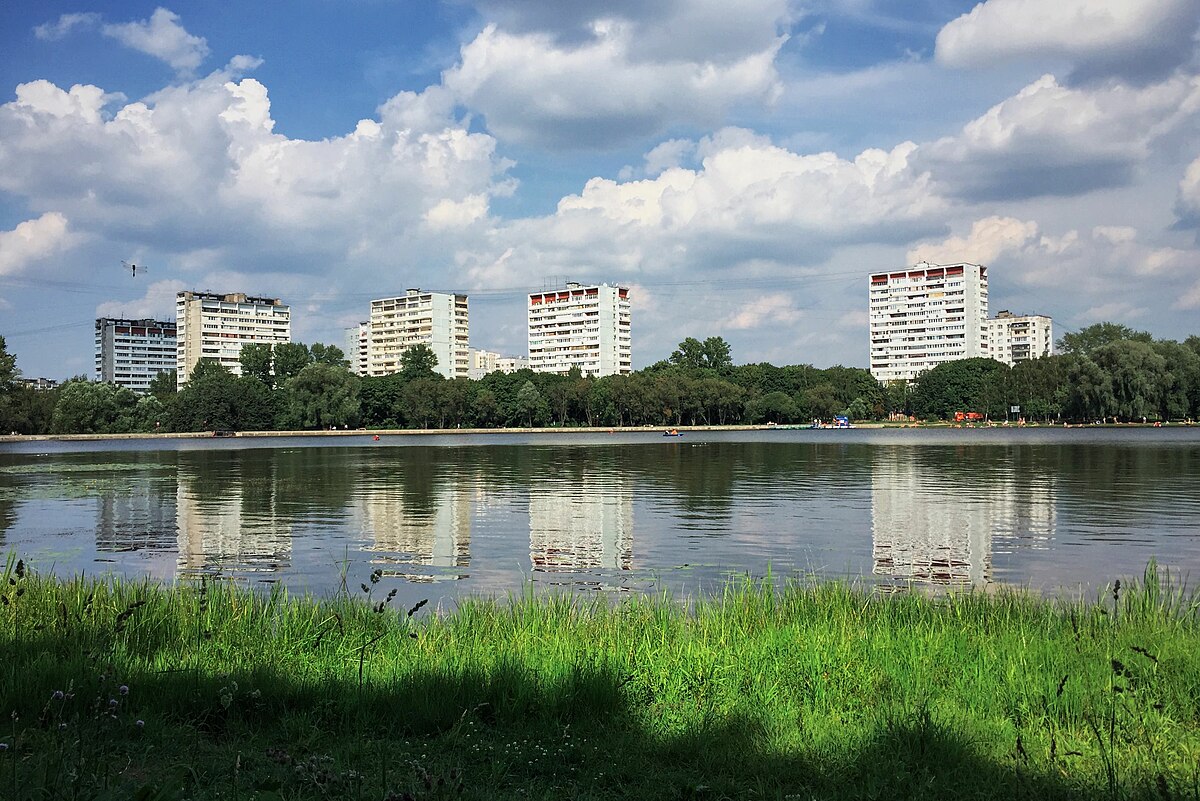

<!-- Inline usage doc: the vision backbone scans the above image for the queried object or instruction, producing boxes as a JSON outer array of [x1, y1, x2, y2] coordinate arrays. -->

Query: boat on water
[[662, 428, 683, 437]]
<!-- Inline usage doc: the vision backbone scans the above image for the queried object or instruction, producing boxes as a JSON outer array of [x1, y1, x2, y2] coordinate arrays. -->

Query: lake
[[1, 428, 1198, 607]]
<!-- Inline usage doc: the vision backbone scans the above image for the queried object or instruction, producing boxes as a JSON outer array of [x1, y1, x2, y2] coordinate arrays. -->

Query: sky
[[1, 0, 1199, 380]]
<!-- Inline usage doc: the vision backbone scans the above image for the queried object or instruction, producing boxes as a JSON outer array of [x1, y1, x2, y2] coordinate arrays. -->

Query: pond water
[[1, 428, 1198, 607]]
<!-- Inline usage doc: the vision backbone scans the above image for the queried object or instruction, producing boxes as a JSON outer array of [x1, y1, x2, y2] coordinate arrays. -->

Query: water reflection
[[529, 472, 632, 574], [871, 447, 1056, 588], [176, 452, 293, 575]]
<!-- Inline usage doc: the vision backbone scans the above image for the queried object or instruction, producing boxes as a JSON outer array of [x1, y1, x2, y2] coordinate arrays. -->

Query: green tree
[[280, 363, 360, 430], [309, 343, 347, 367], [1091, 340, 1166, 421], [1057, 322, 1153, 355], [909, 358, 1007, 420], [272, 343, 312, 384], [747, 391, 798, 423], [239, 343, 275, 388], [0, 335, 18, 392], [701, 336, 733, 370], [515, 380, 548, 427], [51, 381, 138, 434], [400, 344, 440, 381], [147, 369, 177, 400]]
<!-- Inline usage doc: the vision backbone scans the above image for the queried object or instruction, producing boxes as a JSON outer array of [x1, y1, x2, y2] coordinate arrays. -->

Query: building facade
[[367, 290, 470, 379], [467, 348, 529, 380], [869, 262, 989, 383], [986, 311, 1054, 366], [95, 318, 177, 393], [175, 291, 291, 389], [527, 282, 631, 377], [344, 322, 369, 377]]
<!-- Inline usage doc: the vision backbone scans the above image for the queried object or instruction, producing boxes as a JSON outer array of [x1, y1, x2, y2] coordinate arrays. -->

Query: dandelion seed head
[[118, 685, 129, 696]]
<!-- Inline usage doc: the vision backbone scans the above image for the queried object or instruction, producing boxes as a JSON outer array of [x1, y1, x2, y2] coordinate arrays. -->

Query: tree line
[[0, 325, 1197, 435]]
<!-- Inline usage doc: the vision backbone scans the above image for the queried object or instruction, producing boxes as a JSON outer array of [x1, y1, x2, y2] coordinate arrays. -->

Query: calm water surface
[[1, 428, 1198, 607]]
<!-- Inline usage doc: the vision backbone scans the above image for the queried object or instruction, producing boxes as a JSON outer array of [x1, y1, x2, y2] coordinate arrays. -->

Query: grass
[[1, 554, 1199, 800]]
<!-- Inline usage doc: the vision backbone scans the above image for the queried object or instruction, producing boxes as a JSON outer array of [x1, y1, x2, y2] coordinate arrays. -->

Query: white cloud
[[718, 294, 802, 330], [0, 212, 79, 276], [34, 12, 101, 41], [95, 279, 187, 319], [102, 8, 211, 74], [442, 22, 784, 149], [1175, 155, 1200, 229], [424, 194, 489, 229], [935, 0, 1200, 84], [906, 216, 1040, 265], [919, 73, 1200, 200]]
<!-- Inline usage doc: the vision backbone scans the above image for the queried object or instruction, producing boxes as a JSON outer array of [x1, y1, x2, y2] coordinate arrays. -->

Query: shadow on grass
[[0, 630, 1151, 801]]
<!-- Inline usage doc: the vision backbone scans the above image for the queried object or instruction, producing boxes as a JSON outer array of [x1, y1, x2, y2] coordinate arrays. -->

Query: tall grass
[[1, 554, 1198, 799]]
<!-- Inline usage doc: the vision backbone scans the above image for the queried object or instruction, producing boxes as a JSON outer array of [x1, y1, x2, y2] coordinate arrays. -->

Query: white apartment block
[[344, 322, 369, 376], [987, 311, 1053, 366], [528, 282, 631, 377], [95, 318, 177, 393], [467, 348, 530, 380], [176, 291, 291, 389], [367, 289, 469, 379], [869, 262, 989, 383]]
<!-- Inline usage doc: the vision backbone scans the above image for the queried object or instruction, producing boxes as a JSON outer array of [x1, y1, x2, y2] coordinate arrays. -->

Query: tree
[[280, 363, 360, 429], [400, 344, 440, 381], [1091, 340, 1166, 421], [1058, 322, 1152, 356], [239, 343, 275, 388], [273, 343, 312, 384], [909, 358, 1007, 420], [309, 343, 347, 367], [515, 380, 548, 427], [147, 369, 177, 401], [0, 336, 18, 392], [747, 391, 798, 424], [668, 336, 733, 371], [50, 381, 138, 434], [701, 336, 733, 370]]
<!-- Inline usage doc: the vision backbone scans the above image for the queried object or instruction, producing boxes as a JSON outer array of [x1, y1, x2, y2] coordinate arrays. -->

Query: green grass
[[1, 554, 1199, 800]]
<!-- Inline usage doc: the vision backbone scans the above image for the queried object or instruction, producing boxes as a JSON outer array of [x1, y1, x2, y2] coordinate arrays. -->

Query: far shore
[[2, 419, 1193, 444]]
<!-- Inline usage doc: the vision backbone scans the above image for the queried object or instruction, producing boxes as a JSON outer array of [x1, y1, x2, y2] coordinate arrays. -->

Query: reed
[[1, 554, 1197, 800]]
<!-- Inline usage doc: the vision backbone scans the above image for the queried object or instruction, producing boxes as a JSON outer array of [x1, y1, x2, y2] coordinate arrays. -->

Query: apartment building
[[344, 322, 369, 376], [94, 318, 177, 392], [987, 310, 1054, 366], [467, 348, 530, 380], [367, 289, 470, 379], [528, 282, 631, 377], [175, 291, 291, 389], [869, 262, 989, 383]]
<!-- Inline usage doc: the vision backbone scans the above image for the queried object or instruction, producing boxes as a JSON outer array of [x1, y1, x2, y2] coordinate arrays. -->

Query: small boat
[[211, 429, 237, 438], [662, 429, 683, 437]]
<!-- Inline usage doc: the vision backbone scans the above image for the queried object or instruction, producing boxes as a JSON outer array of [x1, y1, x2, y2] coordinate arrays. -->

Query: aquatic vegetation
[[1, 553, 1198, 799]]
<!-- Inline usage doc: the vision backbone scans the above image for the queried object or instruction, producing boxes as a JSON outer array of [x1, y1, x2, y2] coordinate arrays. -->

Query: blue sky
[[1, 0, 1199, 379]]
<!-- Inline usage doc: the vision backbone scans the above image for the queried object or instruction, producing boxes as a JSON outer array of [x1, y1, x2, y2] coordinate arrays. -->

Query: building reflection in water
[[871, 449, 1055, 588], [355, 481, 472, 583], [175, 455, 293, 575], [529, 476, 633, 574], [96, 487, 177, 554]]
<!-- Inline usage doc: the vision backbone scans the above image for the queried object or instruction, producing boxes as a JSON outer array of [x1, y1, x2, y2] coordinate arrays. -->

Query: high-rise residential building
[[987, 311, 1054, 366], [869, 262, 989, 383], [175, 291, 291, 389], [95, 318, 177, 393], [344, 322, 369, 376], [367, 289, 470, 379], [528, 282, 631, 377], [467, 348, 530, 380]]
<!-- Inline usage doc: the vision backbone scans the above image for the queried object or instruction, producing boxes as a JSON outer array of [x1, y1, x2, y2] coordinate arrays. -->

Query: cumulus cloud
[[34, 12, 101, 41], [464, 0, 797, 62], [461, 127, 944, 288], [718, 294, 802, 330], [102, 8, 210, 74], [0, 212, 79, 276], [1175, 155, 1200, 229], [907, 216, 1039, 265], [442, 21, 784, 149], [918, 73, 1200, 201], [95, 279, 187, 320], [935, 0, 1200, 85], [0, 72, 511, 271]]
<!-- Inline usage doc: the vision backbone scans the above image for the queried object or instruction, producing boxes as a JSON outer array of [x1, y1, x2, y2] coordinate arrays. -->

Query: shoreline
[[1, 419, 1192, 443]]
